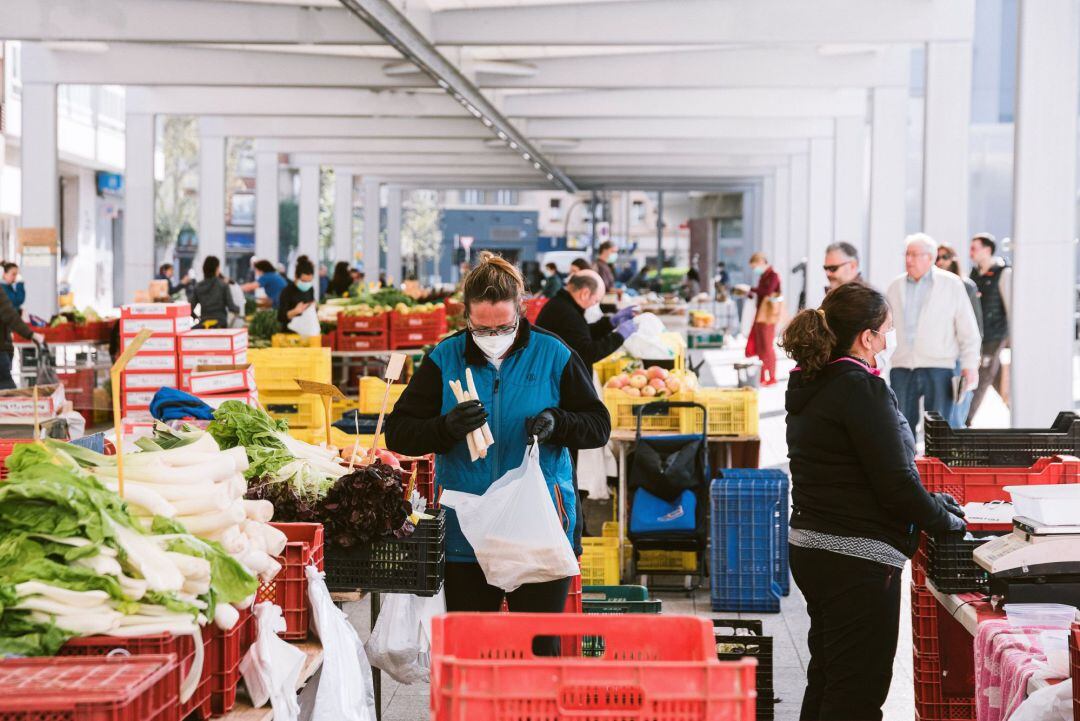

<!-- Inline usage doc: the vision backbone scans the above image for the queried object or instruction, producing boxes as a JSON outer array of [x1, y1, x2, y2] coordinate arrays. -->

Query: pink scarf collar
[[792, 356, 881, 377]]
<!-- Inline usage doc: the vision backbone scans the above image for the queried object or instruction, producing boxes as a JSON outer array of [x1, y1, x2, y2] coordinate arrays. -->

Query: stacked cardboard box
[[119, 303, 192, 414]]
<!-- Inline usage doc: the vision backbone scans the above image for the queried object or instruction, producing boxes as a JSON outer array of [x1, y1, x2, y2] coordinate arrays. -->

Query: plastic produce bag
[[441, 442, 579, 592], [239, 602, 306, 721], [365, 590, 445, 684], [622, 312, 673, 361], [288, 304, 320, 337], [1009, 680, 1072, 721], [306, 565, 377, 721]]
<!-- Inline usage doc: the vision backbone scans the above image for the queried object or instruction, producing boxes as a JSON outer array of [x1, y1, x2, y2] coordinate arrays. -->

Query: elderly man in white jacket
[[886, 233, 981, 434]]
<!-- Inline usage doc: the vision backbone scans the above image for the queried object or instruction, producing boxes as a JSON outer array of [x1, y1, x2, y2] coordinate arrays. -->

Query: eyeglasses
[[467, 319, 519, 337], [823, 260, 854, 273]]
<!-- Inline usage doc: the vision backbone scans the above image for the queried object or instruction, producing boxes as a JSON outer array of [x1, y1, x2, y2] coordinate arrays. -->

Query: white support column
[[363, 178, 381, 277], [772, 165, 791, 304], [197, 130, 226, 274], [69, 167, 99, 309], [20, 82, 59, 317], [922, 40, 973, 245], [833, 116, 866, 254], [761, 174, 776, 269], [788, 154, 810, 310], [121, 113, 156, 305], [868, 87, 908, 290], [1010, 0, 1079, 426], [806, 137, 835, 308], [386, 187, 403, 286], [298, 165, 320, 294], [332, 169, 354, 265], [255, 151, 279, 264]]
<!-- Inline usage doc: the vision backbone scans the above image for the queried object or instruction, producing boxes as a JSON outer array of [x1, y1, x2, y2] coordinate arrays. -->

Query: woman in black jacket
[[277, 256, 317, 331], [189, 255, 238, 329], [780, 282, 965, 721]]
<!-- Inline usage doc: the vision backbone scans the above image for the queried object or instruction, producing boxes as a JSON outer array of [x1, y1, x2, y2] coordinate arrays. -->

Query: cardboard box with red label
[[0, 384, 66, 421], [184, 364, 256, 396], [178, 328, 248, 354]]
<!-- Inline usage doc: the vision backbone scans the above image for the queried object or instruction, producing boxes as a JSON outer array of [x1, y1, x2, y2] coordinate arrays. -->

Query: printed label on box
[[122, 372, 177, 389], [122, 334, 177, 353], [181, 351, 247, 369], [126, 354, 179, 371], [189, 367, 256, 395], [124, 391, 156, 407], [121, 302, 191, 318], [120, 317, 194, 335], [0, 385, 66, 419], [179, 329, 249, 353]]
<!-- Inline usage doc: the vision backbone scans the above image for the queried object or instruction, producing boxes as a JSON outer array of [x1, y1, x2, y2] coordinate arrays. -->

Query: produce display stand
[[329, 350, 418, 398], [218, 640, 323, 721]]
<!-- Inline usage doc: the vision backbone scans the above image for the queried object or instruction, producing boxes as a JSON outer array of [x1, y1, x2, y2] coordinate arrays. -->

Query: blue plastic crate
[[718, 469, 791, 596], [710, 473, 789, 613]]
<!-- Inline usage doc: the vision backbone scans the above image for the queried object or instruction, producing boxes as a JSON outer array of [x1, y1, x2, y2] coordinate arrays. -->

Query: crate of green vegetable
[[324, 509, 445, 596]]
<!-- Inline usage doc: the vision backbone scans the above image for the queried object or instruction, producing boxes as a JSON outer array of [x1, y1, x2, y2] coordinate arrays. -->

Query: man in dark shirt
[[967, 233, 1012, 424], [534, 270, 637, 366], [595, 241, 617, 291]]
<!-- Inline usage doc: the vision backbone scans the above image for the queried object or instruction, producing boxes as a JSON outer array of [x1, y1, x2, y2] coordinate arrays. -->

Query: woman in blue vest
[[387, 251, 610, 615]]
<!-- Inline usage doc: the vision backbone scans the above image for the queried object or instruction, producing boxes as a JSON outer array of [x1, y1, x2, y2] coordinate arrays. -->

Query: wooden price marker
[[294, 379, 347, 447], [110, 328, 153, 498]]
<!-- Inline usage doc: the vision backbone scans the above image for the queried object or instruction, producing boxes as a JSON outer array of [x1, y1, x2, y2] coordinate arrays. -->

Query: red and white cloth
[[975, 620, 1060, 721]]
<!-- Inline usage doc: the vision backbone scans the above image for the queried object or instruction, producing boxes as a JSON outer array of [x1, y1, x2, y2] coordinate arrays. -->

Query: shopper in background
[[1, 264, 25, 313], [780, 281, 965, 721], [823, 242, 863, 291], [188, 255, 238, 330], [327, 261, 353, 298], [241, 260, 287, 308], [277, 255, 316, 330], [540, 262, 564, 299], [936, 244, 983, 429], [680, 263, 702, 301], [0, 287, 43, 390], [715, 261, 731, 295], [155, 263, 188, 297], [535, 270, 637, 366], [385, 251, 609, 630], [886, 234, 980, 434], [968, 233, 1012, 425], [595, 241, 617, 291], [318, 264, 330, 297], [569, 257, 592, 276], [746, 252, 783, 386]]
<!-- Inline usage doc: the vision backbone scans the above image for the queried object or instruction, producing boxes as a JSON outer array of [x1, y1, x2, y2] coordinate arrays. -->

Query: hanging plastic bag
[[441, 442, 579, 592], [287, 304, 320, 337], [365, 590, 445, 685], [306, 565, 377, 721], [622, 312, 672, 361], [239, 602, 306, 721]]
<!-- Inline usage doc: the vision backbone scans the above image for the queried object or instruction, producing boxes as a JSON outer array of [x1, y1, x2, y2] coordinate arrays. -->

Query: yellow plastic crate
[[636, 550, 698, 572], [604, 388, 690, 432], [683, 388, 759, 436], [593, 352, 635, 386], [261, 391, 326, 431], [358, 376, 407, 414], [271, 333, 322, 348], [249, 347, 332, 392], [580, 537, 621, 586], [332, 397, 360, 418]]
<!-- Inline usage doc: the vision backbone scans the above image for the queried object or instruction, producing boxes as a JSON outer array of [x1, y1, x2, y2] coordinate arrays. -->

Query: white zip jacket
[[886, 267, 981, 371]]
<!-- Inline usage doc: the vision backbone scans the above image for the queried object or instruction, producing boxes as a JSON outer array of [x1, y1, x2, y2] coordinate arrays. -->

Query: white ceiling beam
[[432, 0, 975, 45], [482, 46, 909, 89], [287, 164, 537, 178], [255, 137, 497, 154], [125, 87, 463, 117], [555, 154, 796, 169], [287, 152, 521, 167], [523, 117, 836, 140], [0, 0, 381, 44], [20, 43, 430, 88], [504, 89, 867, 119], [201, 116, 491, 139]]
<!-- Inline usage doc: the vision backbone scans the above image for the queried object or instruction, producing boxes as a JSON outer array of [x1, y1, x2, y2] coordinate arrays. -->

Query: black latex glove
[[526, 410, 556, 444], [942, 512, 967, 533], [935, 492, 966, 519], [444, 400, 488, 441]]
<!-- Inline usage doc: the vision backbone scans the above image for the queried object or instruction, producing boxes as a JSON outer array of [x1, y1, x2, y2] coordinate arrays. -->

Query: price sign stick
[[32, 385, 39, 441], [110, 329, 153, 499], [294, 379, 347, 448], [366, 353, 407, 465]]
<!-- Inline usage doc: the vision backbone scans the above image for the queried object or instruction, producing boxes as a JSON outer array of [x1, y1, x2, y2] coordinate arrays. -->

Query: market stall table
[[219, 640, 323, 721]]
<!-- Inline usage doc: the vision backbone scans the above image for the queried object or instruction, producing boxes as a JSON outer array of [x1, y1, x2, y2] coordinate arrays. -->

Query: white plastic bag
[[622, 312, 672, 361], [239, 602, 306, 721], [287, 304, 320, 337], [306, 565, 378, 721], [365, 591, 445, 685], [441, 442, 579, 592], [1009, 679, 1072, 721]]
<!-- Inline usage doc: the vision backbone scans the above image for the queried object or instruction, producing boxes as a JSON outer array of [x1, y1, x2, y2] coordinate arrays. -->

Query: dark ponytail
[[780, 281, 889, 378]]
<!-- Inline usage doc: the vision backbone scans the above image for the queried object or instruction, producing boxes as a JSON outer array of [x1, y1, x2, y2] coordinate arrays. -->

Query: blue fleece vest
[[428, 330, 577, 563]]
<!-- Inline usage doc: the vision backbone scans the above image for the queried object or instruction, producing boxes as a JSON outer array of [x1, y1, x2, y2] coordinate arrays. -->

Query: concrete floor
[[345, 342, 1012, 721]]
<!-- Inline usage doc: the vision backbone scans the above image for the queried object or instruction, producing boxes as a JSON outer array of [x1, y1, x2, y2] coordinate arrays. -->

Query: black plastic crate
[[925, 530, 1004, 594], [324, 508, 445, 596], [924, 411, 1080, 467], [714, 619, 778, 721]]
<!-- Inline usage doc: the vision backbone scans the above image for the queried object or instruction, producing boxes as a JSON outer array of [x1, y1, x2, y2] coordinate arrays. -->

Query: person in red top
[[747, 252, 782, 386]]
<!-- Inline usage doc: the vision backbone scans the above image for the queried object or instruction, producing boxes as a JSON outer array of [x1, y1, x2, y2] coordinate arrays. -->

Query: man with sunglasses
[[823, 242, 863, 292]]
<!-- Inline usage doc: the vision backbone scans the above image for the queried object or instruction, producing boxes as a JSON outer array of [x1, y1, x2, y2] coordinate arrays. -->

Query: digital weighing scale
[[973, 517, 1080, 606]]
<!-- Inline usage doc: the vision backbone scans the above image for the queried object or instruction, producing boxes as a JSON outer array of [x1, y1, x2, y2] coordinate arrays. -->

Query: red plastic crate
[[398, 454, 436, 506], [913, 649, 976, 721], [338, 331, 390, 352], [431, 613, 757, 721], [256, 522, 325, 640], [57, 368, 96, 410], [390, 308, 447, 350], [209, 608, 253, 715], [321, 332, 336, 349], [0, 654, 177, 721], [339, 313, 390, 334], [911, 582, 940, 655], [60, 630, 213, 721], [524, 297, 548, 324], [0, 439, 32, 480], [560, 574, 584, 657], [1070, 623, 1079, 721]]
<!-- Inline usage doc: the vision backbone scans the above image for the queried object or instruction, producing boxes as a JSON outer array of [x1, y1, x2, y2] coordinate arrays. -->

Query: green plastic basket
[[579, 586, 662, 657], [582, 585, 649, 602]]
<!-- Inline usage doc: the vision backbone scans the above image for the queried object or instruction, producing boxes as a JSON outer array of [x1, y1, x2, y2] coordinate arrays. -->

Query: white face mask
[[608, 252, 618, 263], [472, 330, 517, 360], [875, 329, 897, 368], [583, 303, 603, 323]]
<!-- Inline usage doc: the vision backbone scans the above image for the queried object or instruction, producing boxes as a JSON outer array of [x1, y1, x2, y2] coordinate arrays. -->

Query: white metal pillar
[[298, 165, 320, 293], [332, 169, 354, 265], [788, 154, 810, 311], [255, 151, 279, 264], [833, 116, 866, 255], [922, 40, 973, 246], [1010, 0, 1079, 426], [386, 187, 403, 286], [20, 82, 59, 317], [806, 137, 835, 308], [363, 178, 381, 277], [197, 129, 226, 274], [760, 176, 776, 297], [122, 113, 156, 305], [772, 165, 792, 306], [868, 87, 908, 291]]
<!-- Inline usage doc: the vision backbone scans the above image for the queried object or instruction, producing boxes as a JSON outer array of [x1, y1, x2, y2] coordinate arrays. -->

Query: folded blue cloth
[[149, 387, 214, 421]]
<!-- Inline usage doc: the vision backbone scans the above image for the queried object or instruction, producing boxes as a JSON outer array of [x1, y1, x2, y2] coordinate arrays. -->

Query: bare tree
[[402, 190, 443, 277], [154, 116, 198, 261]]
